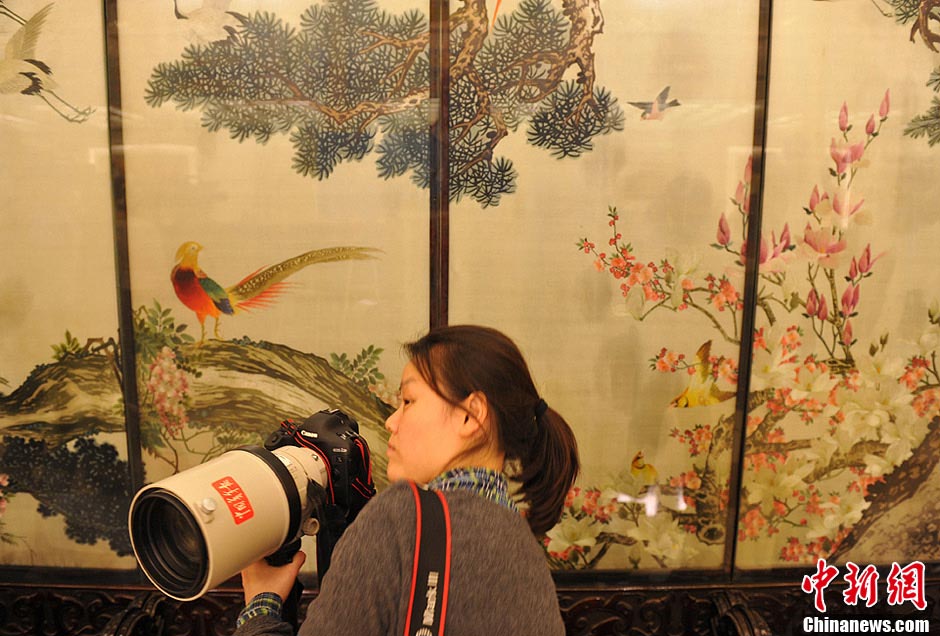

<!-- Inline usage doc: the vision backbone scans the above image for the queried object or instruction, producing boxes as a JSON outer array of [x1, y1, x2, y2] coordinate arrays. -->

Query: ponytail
[[404, 325, 580, 536], [514, 405, 579, 536]]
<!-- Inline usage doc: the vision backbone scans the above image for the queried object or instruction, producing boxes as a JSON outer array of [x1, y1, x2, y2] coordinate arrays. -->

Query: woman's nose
[[385, 408, 399, 433]]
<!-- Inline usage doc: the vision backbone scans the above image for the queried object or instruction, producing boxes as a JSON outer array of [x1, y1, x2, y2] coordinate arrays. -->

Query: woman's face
[[384, 361, 467, 484]]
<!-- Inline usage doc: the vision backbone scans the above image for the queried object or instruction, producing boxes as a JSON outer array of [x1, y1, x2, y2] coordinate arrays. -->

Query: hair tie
[[534, 398, 548, 419]]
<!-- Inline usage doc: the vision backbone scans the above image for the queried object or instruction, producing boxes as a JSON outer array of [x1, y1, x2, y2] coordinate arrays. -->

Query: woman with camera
[[235, 324, 580, 636]]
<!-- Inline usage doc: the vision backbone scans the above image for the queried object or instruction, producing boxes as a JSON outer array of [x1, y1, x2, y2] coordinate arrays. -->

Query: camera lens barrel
[[129, 445, 328, 601]]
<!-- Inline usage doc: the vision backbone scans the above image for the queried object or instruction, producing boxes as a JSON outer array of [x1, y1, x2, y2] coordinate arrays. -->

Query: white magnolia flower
[[805, 492, 869, 540], [746, 461, 814, 516], [627, 513, 699, 567], [545, 515, 601, 556], [750, 340, 798, 391], [802, 435, 839, 467]]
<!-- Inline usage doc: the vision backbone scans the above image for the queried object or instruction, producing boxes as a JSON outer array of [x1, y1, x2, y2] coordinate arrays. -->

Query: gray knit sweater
[[235, 480, 565, 636]]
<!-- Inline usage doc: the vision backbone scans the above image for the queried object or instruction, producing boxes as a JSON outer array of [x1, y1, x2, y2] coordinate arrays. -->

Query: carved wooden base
[[1, 581, 936, 636]]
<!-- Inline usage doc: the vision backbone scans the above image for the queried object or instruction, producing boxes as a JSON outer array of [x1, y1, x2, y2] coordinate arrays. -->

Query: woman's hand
[[240, 550, 307, 603]]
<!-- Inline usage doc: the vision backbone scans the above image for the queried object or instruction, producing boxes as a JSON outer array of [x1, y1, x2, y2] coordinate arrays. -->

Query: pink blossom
[[879, 89, 890, 119], [806, 288, 819, 317], [866, 114, 876, 136], [832, 192, 865, 228], [841, 284, 860, 316], [818, 296, 829, 322], [802, 224, 847, 268], [717, 213, 731, 246], [744, 155, 753, 184], [857, 244, 883, 275], [808, 185, 829, 213], [734, 181, 746, 206], [849, 257, 858, 280], [830, 138, 865, 176], [741, 224, 792, 272], [839, 102, 849, 132], [842, 319, 854, 346]]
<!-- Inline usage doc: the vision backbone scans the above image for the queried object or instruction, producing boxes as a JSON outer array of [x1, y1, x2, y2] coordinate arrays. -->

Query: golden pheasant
[[171, 241, 379, 341]]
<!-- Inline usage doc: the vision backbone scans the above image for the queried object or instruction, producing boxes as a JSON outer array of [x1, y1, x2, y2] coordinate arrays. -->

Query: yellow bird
[[631, 451, 658, 485], [670, 340, 737, 408]]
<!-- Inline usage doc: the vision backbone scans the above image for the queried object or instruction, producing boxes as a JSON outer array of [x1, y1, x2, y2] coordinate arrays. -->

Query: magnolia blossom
[[829, 138, 865, 176], [865, 114, 876, 136], [545, 515, 601, 558], [749, 329, 800, 390], [741, 224, 792, 272], [831, 192, 865, 229], [838, 101, 849, 132], [805, 492, 869, 540], [746, 461, 814, 517], [802, 224, 847, 268], [841, 284, 860, 317], [808, 185, 830, 213], [879, 89, 890, 119], [626, 514, 699, 567], [717, 213, 731, 246], [856, 243, 881, 275]]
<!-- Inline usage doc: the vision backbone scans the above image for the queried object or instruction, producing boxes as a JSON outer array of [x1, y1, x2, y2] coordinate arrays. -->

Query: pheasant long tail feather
[[226, 246, 380, 306]]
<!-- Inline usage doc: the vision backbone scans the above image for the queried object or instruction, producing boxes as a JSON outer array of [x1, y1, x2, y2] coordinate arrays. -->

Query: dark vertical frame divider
[[723, 0, 773, 580], [428, 0, 450, 329], [104, 0, 145, 508]]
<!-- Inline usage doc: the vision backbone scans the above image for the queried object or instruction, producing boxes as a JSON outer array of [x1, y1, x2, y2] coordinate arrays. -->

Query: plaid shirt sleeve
[[236, 592, 283, 627]]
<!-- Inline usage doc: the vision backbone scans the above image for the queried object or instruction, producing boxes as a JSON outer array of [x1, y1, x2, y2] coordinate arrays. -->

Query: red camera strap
[[403, 482, 451, 636]]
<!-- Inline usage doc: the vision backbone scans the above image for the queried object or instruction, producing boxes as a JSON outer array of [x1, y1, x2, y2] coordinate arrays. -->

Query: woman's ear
[[460, 391, 490, 437]]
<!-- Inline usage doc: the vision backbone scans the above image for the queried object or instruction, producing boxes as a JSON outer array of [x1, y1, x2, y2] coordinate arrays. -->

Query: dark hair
[[404, 324, 580, 535]]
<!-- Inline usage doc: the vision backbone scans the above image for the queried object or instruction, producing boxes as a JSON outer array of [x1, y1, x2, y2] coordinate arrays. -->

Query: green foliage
[[528, 82, 625, 158], [880, 0, 921, 24], [1, 435, 132, 556], [51, 330, 83, 361], [905, 95, 940, 147], [146, 2, 429, 183], [330, 344, 385, 388], [145, 0, 621, 208], [133, 300, 198, 373]]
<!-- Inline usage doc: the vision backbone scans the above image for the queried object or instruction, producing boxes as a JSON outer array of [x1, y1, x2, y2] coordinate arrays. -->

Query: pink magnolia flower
[[818, 295, 829, 322], [802, 224, 847, 268], [866, 114, 876, 136], [806, 288, 819, 317], [830, 138, 865, 176], [879, 89, 890, 119], [857, 244, 883, 275], [734, 181, 747, 206], [839, 102, 849, 132], [717, 213, 731, 246], [849, 257, 858, 280], [842, 319, 854, 346], [741, 224, 792, 272], [841, 284, 860, 316], [808, 185, 830, 214], [831, 192, 865, 228]]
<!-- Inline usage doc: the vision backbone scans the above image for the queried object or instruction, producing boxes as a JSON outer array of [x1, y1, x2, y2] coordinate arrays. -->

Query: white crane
[[0, 3, 94, 123]]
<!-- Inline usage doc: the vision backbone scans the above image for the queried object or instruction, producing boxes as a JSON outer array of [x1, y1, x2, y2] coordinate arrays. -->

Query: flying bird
[[631, 451, 658, 485], [171, 241, 380, 342], [0, 3, 94, 122], [628, 85, 680, 121], [670, 340, 736, 408], [172, 0, 244, 45]]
